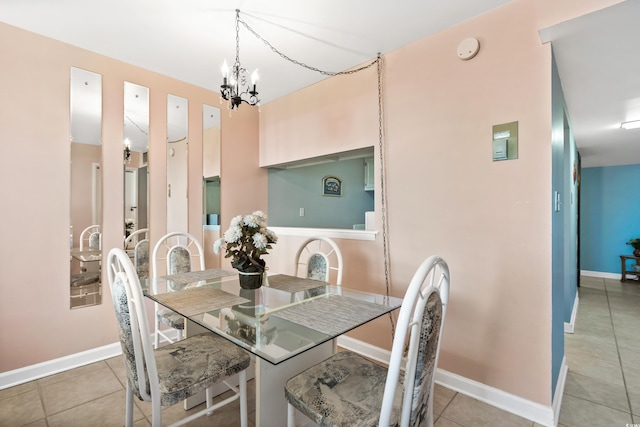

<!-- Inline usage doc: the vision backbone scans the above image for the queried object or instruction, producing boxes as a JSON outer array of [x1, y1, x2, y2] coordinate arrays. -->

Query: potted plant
[[627, 238, 640, 257], [214, 211, 277, 289]]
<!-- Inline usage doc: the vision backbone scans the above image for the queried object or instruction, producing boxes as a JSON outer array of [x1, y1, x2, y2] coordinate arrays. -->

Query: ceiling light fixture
[[620, 120, 640, 130], [220, 9, 259, 110]]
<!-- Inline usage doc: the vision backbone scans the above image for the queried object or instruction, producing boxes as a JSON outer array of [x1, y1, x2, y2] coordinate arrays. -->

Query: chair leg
[[287, 402, 296, 427], [125, 384, 134, 427], [206, 387, 213, 416], [239, 370, 248, 427], [154, 319, 160, 349]]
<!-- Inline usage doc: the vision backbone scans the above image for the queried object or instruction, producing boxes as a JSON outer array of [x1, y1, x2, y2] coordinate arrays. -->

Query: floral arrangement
[[214, 211, 277, 273], [627, 238, 640, 250], [125, 218, 135, 230]]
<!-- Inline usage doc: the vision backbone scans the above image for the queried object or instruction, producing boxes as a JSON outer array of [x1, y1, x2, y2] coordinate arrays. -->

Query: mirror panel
[[69, 67, 102, 309], [203, 104, 221, 268], [124, 82, 150, 278], [166, 94, 188, 234]]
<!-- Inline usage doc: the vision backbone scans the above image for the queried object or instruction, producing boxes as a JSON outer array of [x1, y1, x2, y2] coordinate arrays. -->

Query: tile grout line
[[603, 280, 634, 419]]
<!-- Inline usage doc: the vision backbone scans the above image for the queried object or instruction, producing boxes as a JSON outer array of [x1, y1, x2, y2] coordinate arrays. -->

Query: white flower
[[224, 225, 242, 243], [252, 232, 267, 250], [213, 238, 223, 254], [243, 214, 259, 228], [264, 228, 278, 243], [229, 215, 243, 228]]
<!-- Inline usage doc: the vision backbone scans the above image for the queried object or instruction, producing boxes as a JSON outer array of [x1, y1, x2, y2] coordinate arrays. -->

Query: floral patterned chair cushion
[[110, 268, 251, 408], [285, 292, 443, 427], [306, 253, 328, 281], [135, 240, 149, 280], [89, 232, 101, 249], [168, 246, 191, 275]]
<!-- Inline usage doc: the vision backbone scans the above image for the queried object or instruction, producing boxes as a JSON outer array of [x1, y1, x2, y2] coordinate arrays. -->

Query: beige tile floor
[[0, 275, 638, 426]]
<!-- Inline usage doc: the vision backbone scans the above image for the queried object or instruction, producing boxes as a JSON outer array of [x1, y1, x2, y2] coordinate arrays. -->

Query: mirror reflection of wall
[[69, 67, 103, 309], [203, 104, 221, 268], [124, 82, 150, 278], [167, 94, 188, 234], [124, 82, 149, 233]]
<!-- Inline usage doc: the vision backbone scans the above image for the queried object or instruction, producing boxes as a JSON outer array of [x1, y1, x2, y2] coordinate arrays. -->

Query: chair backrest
[[107, 247, 159, 404], [379, 255, 450, 427], [124, 228, 149, 250], [80, 224, 101, 250], [293, 237, 343, 285], [135, 239, 150, 280], [151, 231, 205, 278]]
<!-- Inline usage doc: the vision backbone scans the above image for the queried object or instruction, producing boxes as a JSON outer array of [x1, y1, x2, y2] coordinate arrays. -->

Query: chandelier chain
[[233, 10, 395, 341], [234, 10, 241, 70], [237, 13, 378, 76]]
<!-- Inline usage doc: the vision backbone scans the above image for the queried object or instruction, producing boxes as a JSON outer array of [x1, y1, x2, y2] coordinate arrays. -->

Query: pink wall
[[0, 0, 624, 409], [258, 0, 624, 406], [0, 22, 263, 372]]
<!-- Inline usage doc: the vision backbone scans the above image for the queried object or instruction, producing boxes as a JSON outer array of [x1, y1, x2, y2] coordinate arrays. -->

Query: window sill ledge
[[269, 227, 377, 241]]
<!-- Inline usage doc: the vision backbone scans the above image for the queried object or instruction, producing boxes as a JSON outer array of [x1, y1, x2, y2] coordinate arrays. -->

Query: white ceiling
[[2, 0, 638, 167], [540, 0, 640, 168]]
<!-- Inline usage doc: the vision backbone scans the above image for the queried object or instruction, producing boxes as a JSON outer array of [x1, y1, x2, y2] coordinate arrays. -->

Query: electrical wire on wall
[[236, 10, 395, 340]]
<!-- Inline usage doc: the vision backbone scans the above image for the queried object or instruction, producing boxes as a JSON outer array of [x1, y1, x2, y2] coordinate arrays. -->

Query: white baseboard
[[338, 335, 557, 426], [0, 330, 179, 390], [552, 356, 568, 427], [0, 342, 122, 390], [580, 270, 619, 280], [564, 292, 579, 333], [4, 333, 560, 426]]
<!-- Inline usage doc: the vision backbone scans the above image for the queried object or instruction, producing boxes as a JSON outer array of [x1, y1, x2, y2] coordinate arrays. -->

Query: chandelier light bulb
[[251, 69, 259, 85]]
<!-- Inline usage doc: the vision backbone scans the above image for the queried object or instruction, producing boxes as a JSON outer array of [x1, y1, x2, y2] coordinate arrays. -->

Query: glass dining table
[[142, 269, 402, 427]]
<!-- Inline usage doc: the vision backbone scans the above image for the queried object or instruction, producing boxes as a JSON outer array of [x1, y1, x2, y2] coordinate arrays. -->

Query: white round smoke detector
[[457, 37, 480, 60]]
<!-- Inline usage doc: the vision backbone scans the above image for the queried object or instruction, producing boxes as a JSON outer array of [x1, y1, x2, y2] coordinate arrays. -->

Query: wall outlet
[[299, 208, 305, 217]]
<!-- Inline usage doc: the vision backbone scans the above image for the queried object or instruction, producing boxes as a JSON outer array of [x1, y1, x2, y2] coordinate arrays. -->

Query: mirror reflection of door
[[203, 104, 221, 268], [69, 67, 102, 309], [124, 82, 149, 233], [167, 94, 188, 234]]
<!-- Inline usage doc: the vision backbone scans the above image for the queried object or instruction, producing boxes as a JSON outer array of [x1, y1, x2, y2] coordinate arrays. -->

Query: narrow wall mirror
[[124, 82, 150, 278], [202, 104, 221, 268], [69, 67, 103, 309], [166, 94, 188, 234]]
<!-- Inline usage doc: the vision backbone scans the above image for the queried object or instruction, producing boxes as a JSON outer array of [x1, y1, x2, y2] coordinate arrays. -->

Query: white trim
[[0, 343, 122, 390], [270, 226, 377, 241], [552, 356, 568, 427], [4, 334, 560, 426], [337, 335, 393, 365], [435, 370, 555, 426], [338, 335, 556, 426], [564, 293, 579, 333], [580, 270, 619, 280], [0, 330, 179, 390]]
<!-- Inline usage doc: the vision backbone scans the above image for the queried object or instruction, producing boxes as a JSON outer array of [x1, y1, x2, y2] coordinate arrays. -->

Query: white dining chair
[[294, 236, 343, 286], [124, 227, 148, 250], [294, 236, 344, 352], [79, 224, 101, 251], [124, 228, 149, 279], [151, 231, 205, 348], [107, 247, 249, 427], [285, 255, 450, 427]]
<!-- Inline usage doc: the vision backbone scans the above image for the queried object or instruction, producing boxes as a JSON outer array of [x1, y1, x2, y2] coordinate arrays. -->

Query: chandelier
[[220, 9, 260, 110]]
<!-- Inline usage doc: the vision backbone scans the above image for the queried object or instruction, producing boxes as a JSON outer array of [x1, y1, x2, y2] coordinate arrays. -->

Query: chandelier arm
[[236, 12, 378, 76]]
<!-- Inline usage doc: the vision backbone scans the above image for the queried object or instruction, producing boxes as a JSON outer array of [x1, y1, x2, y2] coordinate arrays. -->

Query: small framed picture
[[322, 176, 342, 197]]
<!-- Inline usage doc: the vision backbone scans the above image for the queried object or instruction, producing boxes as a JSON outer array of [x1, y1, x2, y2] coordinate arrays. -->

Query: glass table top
[[142, 270, 402, 365]]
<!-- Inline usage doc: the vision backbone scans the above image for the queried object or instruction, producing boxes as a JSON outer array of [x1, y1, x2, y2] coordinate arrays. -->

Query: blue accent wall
[[551, 53, 579, 398], [580, 164, 640, 273], [267, 157, 374, 229]]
